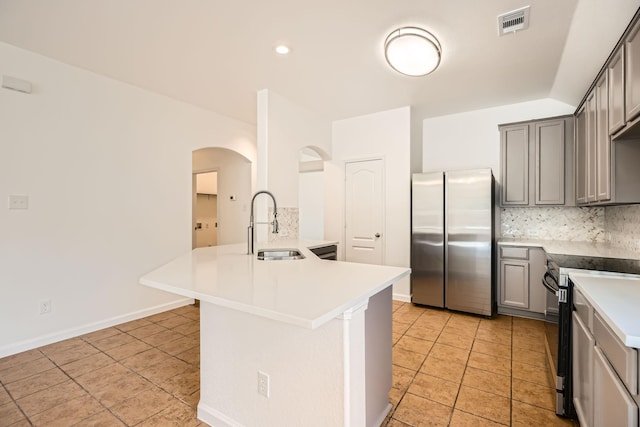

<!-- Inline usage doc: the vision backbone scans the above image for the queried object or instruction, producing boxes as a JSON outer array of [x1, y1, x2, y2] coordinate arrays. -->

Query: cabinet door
[[609, 48, 625, 135], [576, 108, 588, 205], [499, 260, 529, 309], [573, 312, 594, 427], [501, 125, 529, 205], [528, 248, 548, 314], [593, 346, 638, 427], [595, 74, 611, 201], [586, 91, 598, 203], [535, 120, 565, 205], [625, 19, 640, 122]]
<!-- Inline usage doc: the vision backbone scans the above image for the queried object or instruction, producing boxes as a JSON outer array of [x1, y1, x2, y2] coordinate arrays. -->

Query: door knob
[[375, 233, 381, 238]]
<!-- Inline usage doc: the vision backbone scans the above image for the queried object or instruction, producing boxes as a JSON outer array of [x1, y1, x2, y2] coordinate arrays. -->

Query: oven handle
[[542, 271, 560, 295]]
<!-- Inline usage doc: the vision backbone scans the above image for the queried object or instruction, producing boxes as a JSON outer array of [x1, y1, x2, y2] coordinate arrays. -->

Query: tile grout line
[[9, 310, 199, 427], [1, 375, 35, 427]]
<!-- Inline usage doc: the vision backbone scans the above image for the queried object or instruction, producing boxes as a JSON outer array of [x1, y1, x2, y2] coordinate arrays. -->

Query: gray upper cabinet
[[625, 18, 640, 123], [535, 120, 566, 205], [595, 74, 611, 202], [500, 116, 574, 207], [586, 91, 598, 203], [577, 85, 611, 207], [609, 48, 625, 135], [573, 10, 640, 206], [501, 124, 529, 205], [576, 107, 587, 205]]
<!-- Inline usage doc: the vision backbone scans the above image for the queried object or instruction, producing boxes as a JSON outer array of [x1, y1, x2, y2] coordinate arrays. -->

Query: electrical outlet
[[39, 299, 51, 315], [257, 371, 270, 398], [8, 195, 29, 210], [527, 229, 539, 237]]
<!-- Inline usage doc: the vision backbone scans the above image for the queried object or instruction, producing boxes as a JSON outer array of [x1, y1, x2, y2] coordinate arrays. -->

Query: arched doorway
[[192, 147, 252, 248]]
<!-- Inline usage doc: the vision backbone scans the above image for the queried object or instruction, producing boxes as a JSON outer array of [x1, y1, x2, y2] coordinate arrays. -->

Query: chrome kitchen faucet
[[247, 191, 279, 254]]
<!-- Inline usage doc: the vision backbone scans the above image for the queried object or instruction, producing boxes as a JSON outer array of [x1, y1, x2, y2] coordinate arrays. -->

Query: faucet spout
[[248, 191, 279, 254]]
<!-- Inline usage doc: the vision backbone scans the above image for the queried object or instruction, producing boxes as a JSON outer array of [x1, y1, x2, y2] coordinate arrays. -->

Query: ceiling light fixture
[[384, 27, 442, 77], [275, 45, 290, 55]]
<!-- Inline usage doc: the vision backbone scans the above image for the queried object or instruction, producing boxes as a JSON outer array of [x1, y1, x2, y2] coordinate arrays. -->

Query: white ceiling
[[0, 0, 638, 125]]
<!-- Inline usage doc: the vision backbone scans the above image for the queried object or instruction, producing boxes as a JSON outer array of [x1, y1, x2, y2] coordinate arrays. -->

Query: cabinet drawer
[[574, 288, 593, 332], [593, 312, 638, 395], [500, 246, 529, 260]]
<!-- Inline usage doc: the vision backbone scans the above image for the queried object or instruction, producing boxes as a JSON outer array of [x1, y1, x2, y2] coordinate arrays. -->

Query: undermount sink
[[257, 248, 305, 261]]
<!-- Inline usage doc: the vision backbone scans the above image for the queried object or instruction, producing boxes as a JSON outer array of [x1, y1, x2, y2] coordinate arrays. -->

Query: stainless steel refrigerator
[[411, 169, 495, 316]]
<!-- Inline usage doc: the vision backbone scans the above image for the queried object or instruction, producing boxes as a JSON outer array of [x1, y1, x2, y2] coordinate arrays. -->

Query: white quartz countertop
[[140, 240, 410, 330], [498, 238, 640, 260], [569, 270, 640, 348]]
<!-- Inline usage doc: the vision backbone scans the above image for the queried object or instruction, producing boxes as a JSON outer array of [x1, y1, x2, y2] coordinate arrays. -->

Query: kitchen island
[[140, 240, 410, 427]]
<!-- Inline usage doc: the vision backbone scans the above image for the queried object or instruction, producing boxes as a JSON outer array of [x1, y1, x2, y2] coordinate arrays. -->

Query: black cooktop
[[548, 253, 640, 275]]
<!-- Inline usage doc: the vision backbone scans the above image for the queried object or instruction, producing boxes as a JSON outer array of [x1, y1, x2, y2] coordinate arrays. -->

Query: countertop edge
[[568, 270, 640, 349], [309, 268, 411, 329], [140, 240, 410, 330]]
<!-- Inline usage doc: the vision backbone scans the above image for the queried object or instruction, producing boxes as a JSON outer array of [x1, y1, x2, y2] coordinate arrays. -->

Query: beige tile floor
[[0, 302, 577, 426], [385, 301, 576, 427]]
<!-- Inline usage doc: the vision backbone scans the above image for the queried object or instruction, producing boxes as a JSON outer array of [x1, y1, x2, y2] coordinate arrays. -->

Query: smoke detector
[[498, 6, 530, 36]]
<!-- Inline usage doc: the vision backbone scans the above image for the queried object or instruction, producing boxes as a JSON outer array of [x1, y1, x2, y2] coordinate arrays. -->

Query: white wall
[[422, 98, 575, 176], [256, 90, 331, 241], [0, 42, 256, 356], [193, 148, 252, 245], [328, 107, 412, 301], [299, 171, 324, 240]]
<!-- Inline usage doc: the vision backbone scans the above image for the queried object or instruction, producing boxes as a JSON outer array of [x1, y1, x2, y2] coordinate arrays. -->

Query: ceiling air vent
[[498, 5, 530, 36]]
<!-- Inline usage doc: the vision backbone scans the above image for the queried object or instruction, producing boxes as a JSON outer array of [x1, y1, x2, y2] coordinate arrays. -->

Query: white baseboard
[[392, 293, 411, 303], [0, 298, 194, 358], [198, 402, 242, 427], [370, 402, 392, 427]]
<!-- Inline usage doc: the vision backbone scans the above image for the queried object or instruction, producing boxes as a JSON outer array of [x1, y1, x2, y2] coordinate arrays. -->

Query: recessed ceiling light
[[384, 27, 441, 76], [275, 45, 290, 55]]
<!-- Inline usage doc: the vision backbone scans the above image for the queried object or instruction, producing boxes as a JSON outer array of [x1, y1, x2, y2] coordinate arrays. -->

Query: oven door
[[542, 271, 560, 322], [542, 269, 561, 388], [542, 266, 574, 418]]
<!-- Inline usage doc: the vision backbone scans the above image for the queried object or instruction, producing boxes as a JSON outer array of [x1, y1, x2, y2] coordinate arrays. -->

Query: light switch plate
[[8, 195, 29, 210]]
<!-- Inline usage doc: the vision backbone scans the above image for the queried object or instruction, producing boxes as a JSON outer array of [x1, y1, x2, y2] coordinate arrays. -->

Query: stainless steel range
[[543, 252, 640, 418]]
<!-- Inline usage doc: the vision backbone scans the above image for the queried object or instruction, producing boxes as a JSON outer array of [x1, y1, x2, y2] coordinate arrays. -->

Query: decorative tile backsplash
[[501, 207, 606, 242], [604, 205, 640, 251], [268, 207, 299, 242]]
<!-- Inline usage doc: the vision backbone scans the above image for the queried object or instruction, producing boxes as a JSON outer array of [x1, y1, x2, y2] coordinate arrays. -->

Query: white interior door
[[345, 159, 384, 265]]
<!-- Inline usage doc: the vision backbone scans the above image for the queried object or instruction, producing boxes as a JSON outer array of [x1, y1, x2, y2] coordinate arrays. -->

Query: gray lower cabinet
[[500, 259, 529, 309], [572, 285, 639, 427], [593, 346, 638, 427], [573, 291, 594, 427], [498, 246, 546, 316], [500, 116, 574, 207]]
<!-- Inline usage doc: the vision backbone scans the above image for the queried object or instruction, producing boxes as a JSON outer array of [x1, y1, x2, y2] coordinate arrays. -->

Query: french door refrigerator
[[411, 169, 495, 316]]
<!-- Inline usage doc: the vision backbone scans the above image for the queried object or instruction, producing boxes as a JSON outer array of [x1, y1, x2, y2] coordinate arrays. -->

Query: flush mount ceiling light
[[384, 27, 442, 76], [275, 45, 290, 55]]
